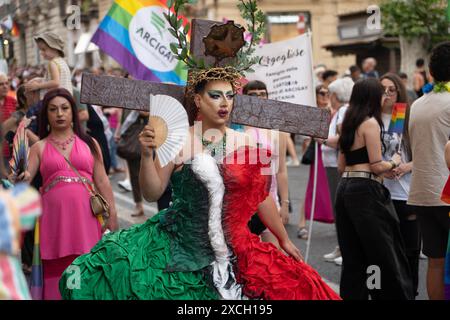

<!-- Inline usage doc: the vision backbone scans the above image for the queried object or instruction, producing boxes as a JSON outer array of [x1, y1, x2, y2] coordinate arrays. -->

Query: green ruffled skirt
[[59, 212, 219, 300]]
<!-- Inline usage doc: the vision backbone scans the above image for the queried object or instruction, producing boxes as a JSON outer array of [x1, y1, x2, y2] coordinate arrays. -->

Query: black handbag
[[117, 117, 146, 160], [301, 140, 316, 165]]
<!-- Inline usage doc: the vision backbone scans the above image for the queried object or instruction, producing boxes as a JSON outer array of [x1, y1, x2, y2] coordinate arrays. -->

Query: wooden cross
[[80, 19, 330, 138]]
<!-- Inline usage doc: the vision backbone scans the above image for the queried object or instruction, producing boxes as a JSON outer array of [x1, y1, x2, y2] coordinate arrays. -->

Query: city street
[[110, 143, 428, 300]]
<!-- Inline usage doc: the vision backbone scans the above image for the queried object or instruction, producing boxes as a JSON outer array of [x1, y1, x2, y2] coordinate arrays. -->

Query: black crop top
[[345, 147, 370, 165]]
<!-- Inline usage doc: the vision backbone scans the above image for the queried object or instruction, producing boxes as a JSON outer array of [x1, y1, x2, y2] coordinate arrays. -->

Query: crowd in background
[[298, 44, 450, 300]]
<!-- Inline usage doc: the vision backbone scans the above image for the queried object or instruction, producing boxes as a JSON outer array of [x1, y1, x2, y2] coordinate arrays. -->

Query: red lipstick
[[218, 110, 229, 118]]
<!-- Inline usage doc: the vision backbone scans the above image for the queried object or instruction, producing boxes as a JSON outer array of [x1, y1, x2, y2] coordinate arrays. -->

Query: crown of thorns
[[187, 67, 243, 94]]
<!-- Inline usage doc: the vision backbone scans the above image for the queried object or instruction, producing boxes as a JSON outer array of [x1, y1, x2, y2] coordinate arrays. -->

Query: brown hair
[[183, 87, 199, 126], [16, 85, 27, 110], [39, 88, 99, 158], [380, 73, 412, 160], [35, 39, 64, 58], [243, 80, 268, 95]]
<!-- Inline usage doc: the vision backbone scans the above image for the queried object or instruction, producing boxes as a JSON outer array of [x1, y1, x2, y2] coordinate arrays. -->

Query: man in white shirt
[[408, 42, 450, 300]]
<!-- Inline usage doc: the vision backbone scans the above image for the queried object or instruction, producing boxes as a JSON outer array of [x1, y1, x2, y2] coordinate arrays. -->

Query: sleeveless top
[[39, 136, 101, 260], [41, 57, 73, 98], [345, 146, 370, 165]]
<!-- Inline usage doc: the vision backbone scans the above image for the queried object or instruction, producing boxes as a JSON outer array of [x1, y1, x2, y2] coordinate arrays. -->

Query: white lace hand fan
[[149, 94, 189, 167]]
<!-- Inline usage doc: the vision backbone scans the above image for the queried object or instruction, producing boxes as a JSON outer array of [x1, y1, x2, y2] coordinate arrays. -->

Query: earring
[[47, 124, 50, 131]]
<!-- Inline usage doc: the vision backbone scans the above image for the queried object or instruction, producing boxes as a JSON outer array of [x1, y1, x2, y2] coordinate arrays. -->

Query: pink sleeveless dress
[[304, 144, 334, 223], [39, 135, 101, 299]]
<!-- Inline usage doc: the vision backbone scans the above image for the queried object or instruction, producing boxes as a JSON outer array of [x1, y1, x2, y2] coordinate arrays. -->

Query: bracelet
[[281, 200, 290, 204], [389, 160, 397, 169]]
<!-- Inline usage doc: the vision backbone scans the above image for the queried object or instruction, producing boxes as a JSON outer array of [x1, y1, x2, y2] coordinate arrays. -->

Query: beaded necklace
[[201, 132, 227, 157], [49, 134, 75, 150], [422, 81, 450, 94]]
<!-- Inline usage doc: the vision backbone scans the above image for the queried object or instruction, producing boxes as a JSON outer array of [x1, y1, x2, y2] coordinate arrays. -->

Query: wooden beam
[[80, 73, 330, 137], [231, 95, 330, 138], [80, 73, 185, 111]]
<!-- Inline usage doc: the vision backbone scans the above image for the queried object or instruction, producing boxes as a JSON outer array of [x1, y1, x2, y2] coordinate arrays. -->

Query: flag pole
[[305, 29, 317, 264], [305, 140, 318, 264]]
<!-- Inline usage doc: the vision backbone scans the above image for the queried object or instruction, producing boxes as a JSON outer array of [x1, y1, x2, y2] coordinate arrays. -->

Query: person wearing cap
[[24, 32, 72, 98]]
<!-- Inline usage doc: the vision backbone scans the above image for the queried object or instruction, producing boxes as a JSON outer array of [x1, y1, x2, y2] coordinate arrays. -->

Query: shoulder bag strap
[[63, 156, 95, 196]]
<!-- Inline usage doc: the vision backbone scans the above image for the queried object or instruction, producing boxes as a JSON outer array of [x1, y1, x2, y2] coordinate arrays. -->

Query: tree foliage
[[233, 0, 266, 73], [380, 0, 449, 50]]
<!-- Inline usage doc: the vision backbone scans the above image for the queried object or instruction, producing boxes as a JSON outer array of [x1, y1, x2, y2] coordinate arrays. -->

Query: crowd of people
[[298, 45, 450, 300], [0, 26, 448, 301]]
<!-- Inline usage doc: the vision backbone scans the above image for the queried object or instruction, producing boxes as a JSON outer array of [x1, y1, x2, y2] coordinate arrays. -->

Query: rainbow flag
[[91, 0, 187, 84], [441, 174, 450, 300], [388, 103, 407, 134]]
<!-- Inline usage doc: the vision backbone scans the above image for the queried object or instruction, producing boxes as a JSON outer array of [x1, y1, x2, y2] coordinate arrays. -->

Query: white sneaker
[[286, 159, 300, 167], [324, 247, 341, 262], [419, 251, 427, 260], [334, 256, 343, 266], [118, 179, 132, 192]]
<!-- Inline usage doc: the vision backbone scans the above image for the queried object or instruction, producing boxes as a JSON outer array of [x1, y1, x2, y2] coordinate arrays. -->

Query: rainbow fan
[[9, 120, 30, 178]]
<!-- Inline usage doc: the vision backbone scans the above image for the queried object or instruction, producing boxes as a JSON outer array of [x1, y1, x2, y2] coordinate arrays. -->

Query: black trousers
[[392, 200, 420, 298], [335, 178, 414, 300], [127, 156, 172, 210]]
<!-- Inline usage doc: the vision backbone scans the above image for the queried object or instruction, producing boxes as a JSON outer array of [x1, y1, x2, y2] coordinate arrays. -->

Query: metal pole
[[305, 30, 317, 264], [305, 141, 318, 264]]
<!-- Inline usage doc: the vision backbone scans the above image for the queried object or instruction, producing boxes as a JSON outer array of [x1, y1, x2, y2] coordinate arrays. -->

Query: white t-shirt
[[322, 105, 348, 168], [408, 92, 450, 206], [381, 113, 411, 201]]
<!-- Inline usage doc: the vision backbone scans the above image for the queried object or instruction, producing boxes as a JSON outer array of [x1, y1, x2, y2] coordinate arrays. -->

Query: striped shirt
[[41, 57, 73, 98]]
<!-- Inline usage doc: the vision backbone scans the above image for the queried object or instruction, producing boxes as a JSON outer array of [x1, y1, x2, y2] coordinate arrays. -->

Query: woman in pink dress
[[17, 88, 118, 299]]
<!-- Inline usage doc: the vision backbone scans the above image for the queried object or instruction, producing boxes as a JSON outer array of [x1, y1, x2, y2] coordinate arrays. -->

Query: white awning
[[74, 32, 98, 55]]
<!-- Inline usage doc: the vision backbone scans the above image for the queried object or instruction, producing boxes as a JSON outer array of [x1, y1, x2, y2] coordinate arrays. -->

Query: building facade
[[0, 0, 102, 70], [1, 0, 398, 75], [201, 0, 386, 74]]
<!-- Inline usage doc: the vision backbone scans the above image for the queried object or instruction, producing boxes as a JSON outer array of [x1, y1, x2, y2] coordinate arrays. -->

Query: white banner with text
[[246, 33, 315, 107]]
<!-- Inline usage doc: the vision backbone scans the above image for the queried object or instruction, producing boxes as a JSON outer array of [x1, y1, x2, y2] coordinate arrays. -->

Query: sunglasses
[[383, 87, 398, 96]]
